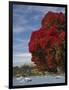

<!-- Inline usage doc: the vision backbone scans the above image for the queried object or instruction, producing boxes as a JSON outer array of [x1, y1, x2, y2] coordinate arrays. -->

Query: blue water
[[13, 75, 65, 86]]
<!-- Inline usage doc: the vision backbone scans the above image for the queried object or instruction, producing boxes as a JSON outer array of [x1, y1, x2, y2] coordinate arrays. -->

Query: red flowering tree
[[28, 12, 65, 73]]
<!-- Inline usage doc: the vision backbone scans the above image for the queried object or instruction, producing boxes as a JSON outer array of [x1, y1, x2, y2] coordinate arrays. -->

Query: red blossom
[[47, 56, 57, 69], [31, 56, 39, 62], [46, 24, 58, 36], [29, 39, 38, 52], [59, 30, 65, 40], [42, 12, 65, 29], [39, 38, 48, 49], [28, 12, 65, 72]]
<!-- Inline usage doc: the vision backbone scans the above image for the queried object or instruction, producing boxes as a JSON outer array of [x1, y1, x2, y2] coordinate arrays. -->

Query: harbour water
[[13, 75, 65, 86]]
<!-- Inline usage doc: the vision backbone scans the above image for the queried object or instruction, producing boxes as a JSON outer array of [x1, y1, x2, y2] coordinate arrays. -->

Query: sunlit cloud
[[13, 53, 33, 66], [14, 53, 31, 57]]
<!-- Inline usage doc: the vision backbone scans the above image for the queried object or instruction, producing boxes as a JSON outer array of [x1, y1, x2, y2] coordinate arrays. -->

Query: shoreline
[[14, 72, 65, 78]]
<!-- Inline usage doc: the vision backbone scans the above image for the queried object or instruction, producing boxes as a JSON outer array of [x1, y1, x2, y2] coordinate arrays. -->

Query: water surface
[[13, 75, 65, 86]]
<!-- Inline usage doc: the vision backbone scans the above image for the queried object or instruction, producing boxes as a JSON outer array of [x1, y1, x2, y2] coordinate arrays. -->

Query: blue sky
[[13, 4, 65, 66]]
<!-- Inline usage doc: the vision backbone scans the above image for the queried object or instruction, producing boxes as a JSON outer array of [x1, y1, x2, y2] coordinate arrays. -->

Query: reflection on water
[[13, 75, 65, 86]]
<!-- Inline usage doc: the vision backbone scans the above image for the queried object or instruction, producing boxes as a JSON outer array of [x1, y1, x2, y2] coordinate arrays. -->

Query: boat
[[24, 77, 32, 82], [16, 76, 23, 80], [55, 76, 62, 79], [16, 76, 32, 82]]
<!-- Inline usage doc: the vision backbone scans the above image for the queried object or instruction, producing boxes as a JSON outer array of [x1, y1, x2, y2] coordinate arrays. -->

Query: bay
[[13, 75, 65, 86]]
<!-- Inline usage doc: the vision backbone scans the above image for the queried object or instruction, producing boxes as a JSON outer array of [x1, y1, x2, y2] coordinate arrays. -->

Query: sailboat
[[24, 77, 32, 82]]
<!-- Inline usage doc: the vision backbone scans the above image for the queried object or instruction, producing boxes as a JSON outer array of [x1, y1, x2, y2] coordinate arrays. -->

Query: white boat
[[55, 76, 62, 79], [24, 77, 32, 82], [16, 76, 23, 80], [16, 76, 32, 82]]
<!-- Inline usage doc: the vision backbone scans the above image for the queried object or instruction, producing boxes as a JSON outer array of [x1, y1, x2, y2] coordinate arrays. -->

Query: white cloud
[[13, 6, 65, 33], [13, 38, 29, 52], [13, 53, 33, 66], [13, 26, 26, 33], [14, 53, 31, 57], [13, 24, 40, 33], [14, 38, 29, 43]]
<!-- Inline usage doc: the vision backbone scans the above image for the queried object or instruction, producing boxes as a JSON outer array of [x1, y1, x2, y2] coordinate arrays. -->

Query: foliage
[[29, 12, 65, 72], [13, 65, 46, 77]]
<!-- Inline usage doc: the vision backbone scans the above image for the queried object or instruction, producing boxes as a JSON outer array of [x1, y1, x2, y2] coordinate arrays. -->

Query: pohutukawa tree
[[28, 12, 65, 73]]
